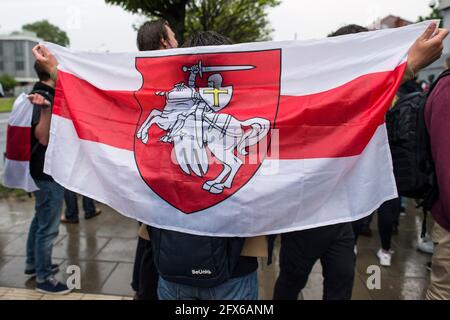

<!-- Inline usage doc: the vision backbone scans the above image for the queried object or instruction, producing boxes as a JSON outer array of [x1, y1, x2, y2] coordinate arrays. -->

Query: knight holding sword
[[161, 60, 254, 147]]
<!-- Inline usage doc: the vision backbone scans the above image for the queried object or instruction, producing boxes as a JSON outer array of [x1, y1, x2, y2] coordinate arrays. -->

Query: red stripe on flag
[[53, 63, 405, 159], [272, 63, 406, 159], [53, 73, 140, 151], [6, 125, 31, 161]]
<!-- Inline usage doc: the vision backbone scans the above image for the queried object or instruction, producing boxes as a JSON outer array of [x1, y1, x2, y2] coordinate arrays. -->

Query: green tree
[[0, 74, 18, 94], [22, 20, 70, 46], [418, 6, 443, 27], [186, 0, 279, 43], [105, 0, 279, 43], [106, 0, 188, 43]]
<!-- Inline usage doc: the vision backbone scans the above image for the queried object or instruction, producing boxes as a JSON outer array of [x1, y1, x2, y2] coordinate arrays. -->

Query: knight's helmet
[[207, 73, 223, 88]]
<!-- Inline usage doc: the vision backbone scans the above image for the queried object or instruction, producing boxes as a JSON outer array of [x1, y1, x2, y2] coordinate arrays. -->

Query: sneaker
[[36, 277, 71, 295], [417, 236, 434, 254], [25, 264, 60, 277], [425, 261, 432, 271], [377, 248, 392, 267]]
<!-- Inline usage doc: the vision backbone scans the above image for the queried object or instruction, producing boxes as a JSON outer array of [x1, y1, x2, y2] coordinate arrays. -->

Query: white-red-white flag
[[43, 22, 432, 236], [3, 93, 38, 192]]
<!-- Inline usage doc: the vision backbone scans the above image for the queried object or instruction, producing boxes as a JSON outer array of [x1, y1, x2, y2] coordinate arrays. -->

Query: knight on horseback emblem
[[136, 60, 270, 195]]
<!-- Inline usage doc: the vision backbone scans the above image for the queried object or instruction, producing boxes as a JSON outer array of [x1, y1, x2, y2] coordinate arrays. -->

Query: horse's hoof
[[202, 181, 213, 191], [209, 184, 224, 194], [160, 135, 173, 143]]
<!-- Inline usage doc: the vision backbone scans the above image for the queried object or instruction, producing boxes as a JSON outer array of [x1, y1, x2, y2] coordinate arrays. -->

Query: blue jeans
[[64, 189, 96, 221], [158, 271, 258, 300], [26, 180, 64, 282]]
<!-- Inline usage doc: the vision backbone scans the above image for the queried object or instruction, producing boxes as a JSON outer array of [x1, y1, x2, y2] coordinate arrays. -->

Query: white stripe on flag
[[3, 159, 38, 192], [45, 115, 397, 236], [8, 93, 33, 127]]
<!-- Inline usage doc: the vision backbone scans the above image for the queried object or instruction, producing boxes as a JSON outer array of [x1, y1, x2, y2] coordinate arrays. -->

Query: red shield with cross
[[134, 49, 281, 213]]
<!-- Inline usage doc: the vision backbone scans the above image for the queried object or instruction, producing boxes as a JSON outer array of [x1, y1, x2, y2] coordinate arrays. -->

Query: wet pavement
[[0, 195, 433, 299], [0, 287, 132, 300]]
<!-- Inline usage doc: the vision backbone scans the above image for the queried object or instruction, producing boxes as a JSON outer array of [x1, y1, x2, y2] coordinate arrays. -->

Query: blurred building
[[0, 31, 41, 94], [368, 15, 413, 30]]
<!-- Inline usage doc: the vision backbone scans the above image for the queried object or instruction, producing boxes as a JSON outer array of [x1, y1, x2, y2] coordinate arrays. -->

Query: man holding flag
[[24, 62, 71, 295]]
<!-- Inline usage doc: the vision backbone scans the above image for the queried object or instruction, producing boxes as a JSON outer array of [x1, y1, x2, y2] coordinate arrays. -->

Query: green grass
[[0, 97, 14, 113], [0, 184, 29, 199]]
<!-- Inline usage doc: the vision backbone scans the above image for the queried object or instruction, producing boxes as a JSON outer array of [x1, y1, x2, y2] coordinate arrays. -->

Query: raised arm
[[32, 44, 58, 86], [403, 23, 449, 83], [188, 64, 201, 88], [28, 94, 52, 146]]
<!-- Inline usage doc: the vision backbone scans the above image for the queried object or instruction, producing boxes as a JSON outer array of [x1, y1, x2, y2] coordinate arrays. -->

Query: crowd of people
[[21, 19, 449, 300]]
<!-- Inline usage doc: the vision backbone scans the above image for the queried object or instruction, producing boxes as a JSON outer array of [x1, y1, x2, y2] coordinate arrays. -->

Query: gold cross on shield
[[203, 88, 229, 107]]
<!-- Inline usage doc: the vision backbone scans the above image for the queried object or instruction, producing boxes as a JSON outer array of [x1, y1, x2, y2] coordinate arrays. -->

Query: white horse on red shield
[[136, 62, 270, 194]]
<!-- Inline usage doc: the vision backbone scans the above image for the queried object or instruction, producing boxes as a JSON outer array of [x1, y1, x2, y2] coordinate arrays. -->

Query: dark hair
[[329, 24, 369, 37], [137, 19, 170, 51], [182, 31, 232, 48], [34, 60, 50, 81]]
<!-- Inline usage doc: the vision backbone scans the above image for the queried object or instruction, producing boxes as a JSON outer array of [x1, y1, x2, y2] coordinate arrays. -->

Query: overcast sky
[[0, 0, 434, 51]]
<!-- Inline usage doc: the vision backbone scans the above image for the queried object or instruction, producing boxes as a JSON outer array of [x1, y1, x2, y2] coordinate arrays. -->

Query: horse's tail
[[237, 118, 270, 156]]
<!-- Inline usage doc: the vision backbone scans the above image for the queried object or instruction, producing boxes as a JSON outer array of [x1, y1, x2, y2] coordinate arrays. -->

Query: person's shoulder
[[426, 76, 450, 122], [431, 69, 450, 90], [435, 73, 450, 89], [428, 73, 450, 102]]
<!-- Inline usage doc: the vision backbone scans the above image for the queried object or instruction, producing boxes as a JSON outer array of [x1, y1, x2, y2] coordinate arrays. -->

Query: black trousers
[[64, 189, 96, 220], [352, 214, 373, 242], [377, 197, 401, 251], [131, 234, 159, 300], [273, 222, 355, 300]]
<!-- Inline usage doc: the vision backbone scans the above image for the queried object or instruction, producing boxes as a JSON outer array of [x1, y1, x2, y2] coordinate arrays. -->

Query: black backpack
[[386, 70, 449, 223], [149, 226, 245, 288]]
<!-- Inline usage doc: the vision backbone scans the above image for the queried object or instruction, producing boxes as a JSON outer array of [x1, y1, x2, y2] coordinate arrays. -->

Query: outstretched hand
[[32, 44, 58, 76], [408, 22, 449, 74]]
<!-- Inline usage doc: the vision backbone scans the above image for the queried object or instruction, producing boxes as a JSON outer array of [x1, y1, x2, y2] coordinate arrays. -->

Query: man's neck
[[41, 79, 55, 88]]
